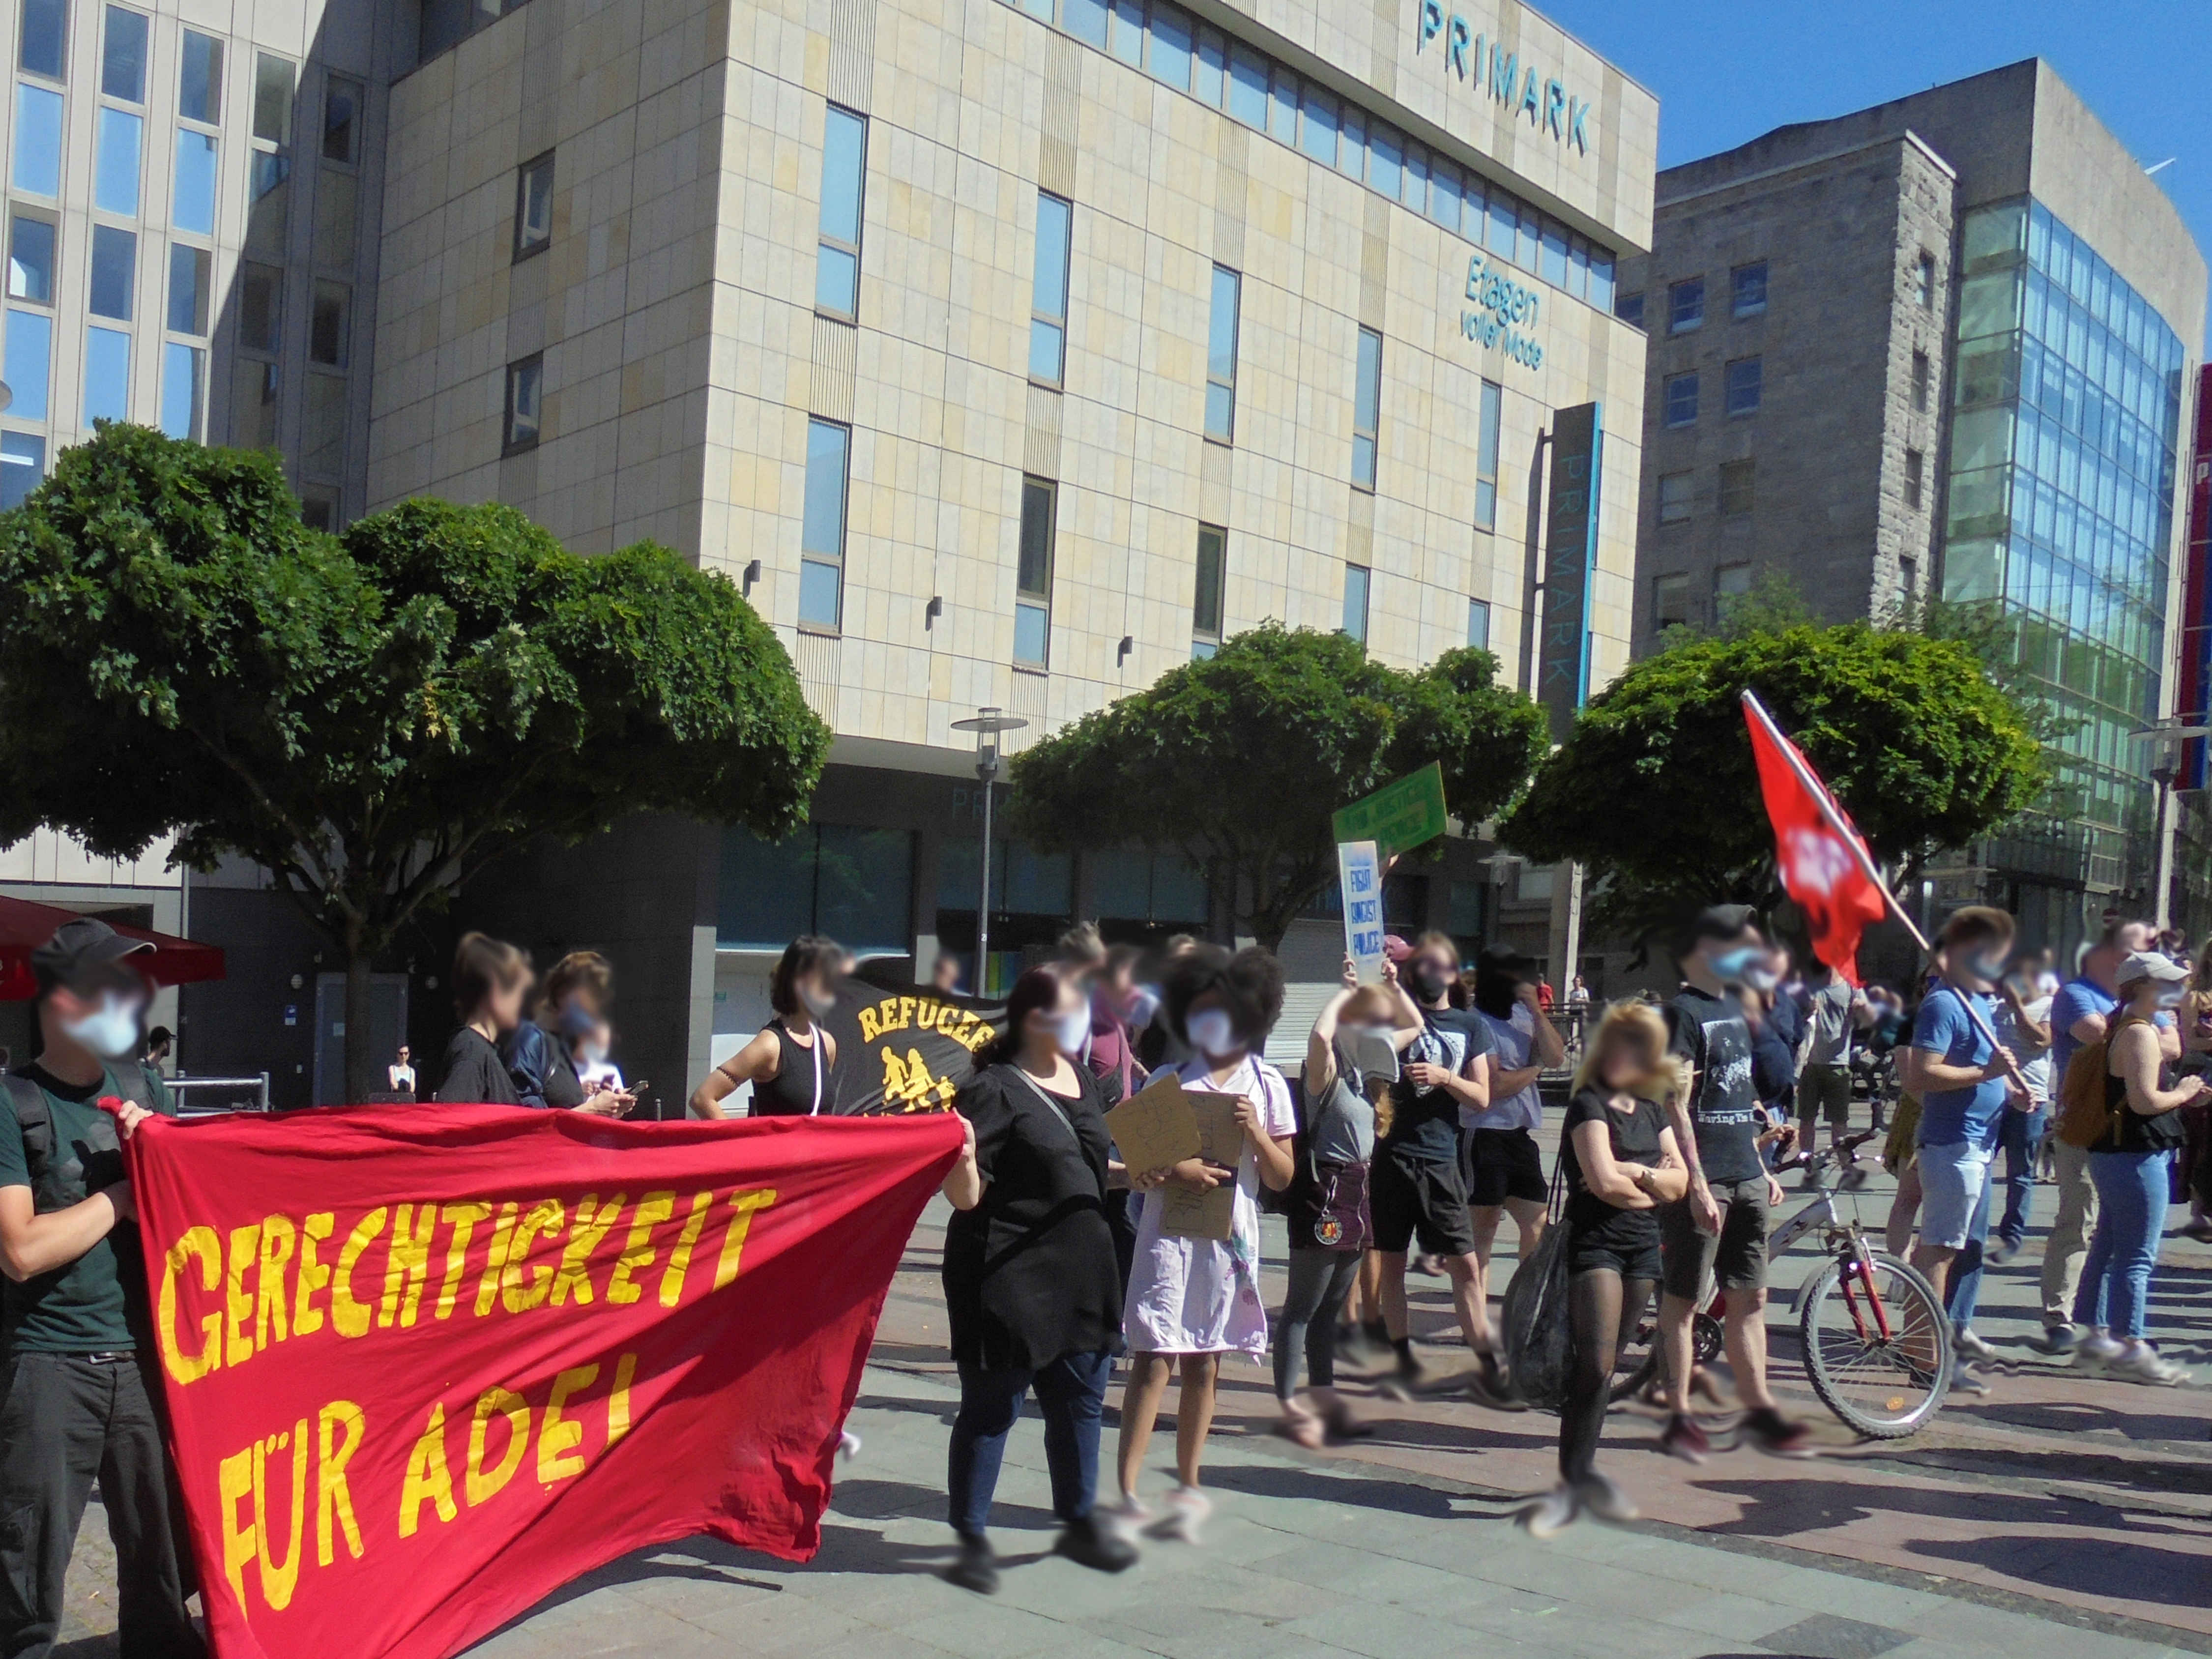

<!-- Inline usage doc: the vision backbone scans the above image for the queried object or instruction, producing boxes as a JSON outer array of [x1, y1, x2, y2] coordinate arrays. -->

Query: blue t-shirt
[[2049, 976, 2118, 1080], [1912, 984, 2007, 1151]]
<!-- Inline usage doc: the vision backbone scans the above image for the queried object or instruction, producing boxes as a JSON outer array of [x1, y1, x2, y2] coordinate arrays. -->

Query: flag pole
[[1740, 689, 2028, 1095]]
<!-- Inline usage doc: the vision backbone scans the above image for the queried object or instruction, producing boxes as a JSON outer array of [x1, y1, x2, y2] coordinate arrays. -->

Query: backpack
[[2055, 1015, 2141, 1151], [0, 1062, 165, 1213]]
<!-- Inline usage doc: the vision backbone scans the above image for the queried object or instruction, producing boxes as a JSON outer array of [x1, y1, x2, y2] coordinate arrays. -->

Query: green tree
[[1006, 623, 1547, 950], [1499, 617, 2045, 943], [0, 426, 829, 1097]]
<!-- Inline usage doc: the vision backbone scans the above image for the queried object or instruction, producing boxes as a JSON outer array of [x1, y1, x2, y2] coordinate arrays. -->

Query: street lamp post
[[951, 706, 1028, 996], [2129, 718, 2210, 931]]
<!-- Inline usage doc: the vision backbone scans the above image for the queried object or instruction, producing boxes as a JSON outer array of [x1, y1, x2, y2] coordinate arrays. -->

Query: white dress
[[1123, 1053, 1298, 1357]]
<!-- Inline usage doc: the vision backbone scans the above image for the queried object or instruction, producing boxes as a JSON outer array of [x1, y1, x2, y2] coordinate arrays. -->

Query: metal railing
[[169, 1073, 272, 1116]]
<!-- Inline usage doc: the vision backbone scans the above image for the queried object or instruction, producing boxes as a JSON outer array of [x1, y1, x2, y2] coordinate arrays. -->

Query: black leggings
[[1559, 1266, 1656, 1484]]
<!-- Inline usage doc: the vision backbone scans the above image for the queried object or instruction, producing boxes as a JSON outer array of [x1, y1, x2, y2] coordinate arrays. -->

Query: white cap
[[2117, 950, 2188, 989]]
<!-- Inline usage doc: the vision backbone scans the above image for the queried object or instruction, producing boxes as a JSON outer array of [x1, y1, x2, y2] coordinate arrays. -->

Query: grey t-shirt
[[1805, 977, 1856, 1069], [1308, 1057, 1378, 1165]]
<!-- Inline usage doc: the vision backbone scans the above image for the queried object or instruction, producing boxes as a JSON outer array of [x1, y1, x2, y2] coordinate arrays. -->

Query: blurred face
[[45, 971, 149, 1061], [1948, 931, 2013, 991], [797, 967, 840, 1017], [1698, 927, 1764, 985], [1406, 946, 1457, 1003], [1185, 987, 1242, 1060], [397, 1047, 410, 1065], [1024, 979, 1090, 1058], [1598, 1031, 1654, 1092], [485, 971, 530, 1033]]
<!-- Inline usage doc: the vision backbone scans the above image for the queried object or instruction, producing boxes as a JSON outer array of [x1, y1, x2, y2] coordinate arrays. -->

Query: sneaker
[[837, 1427, 863, 1460], [1985, 1240, 2018, 1266], [1946, 1367, 1992, 1398], [1953, 1328, 1996, 1363], [1839, 1166, 1869, 1192], [1099, 1492, 1153, 1543], [2183, 1219, 2212, 1245], [1054, 1514, 1138, 1573], [2108, 1342, 2188, 1387], [1466, 1350, 1524, 1411], [1379, 1349, 1427, 1400], [2034, 1323, 2080, 1356], [1515, 1484, 1579, 1540], [2073, 1333, 2124, 1377], [1411, 1254, 1444, 1278], [1743, 1407, 1818, 1458], [1148, 1485, 1211, 1544], [1322, 1398, 1373, 1441], [1573, 1471, 1639, 1524], [945, 1532, 999, 1595], [1660, 1413, 1712, 1465]]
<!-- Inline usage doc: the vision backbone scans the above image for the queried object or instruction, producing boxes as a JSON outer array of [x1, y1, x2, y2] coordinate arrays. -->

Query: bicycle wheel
[[1798, 1251, 1949, 1438]]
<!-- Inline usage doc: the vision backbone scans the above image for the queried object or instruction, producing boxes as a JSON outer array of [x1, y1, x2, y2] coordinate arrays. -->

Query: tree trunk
[[344, 945, 377, 1104]]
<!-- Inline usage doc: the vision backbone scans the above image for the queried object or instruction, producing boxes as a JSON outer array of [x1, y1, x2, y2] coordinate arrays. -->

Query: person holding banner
[[938, 964, 1137, 1594], [689, 936, 844, 1118], [1112, 945, 1296, 1544]]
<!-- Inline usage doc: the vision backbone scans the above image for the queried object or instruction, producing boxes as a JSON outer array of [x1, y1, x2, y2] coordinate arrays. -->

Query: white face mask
[[1049, 1006, 1091, 1057], [799, 983, 837, 1018], [60, 991, 143, 1061], [579, 1040, 609, 1067], [1186, 1008, 1238, 1059], [2154, 985, 2186, 1010]]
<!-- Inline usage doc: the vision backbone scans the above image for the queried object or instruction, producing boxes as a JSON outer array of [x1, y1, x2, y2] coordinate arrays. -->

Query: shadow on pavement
[[1689, 1475, 2171, 1541], [1906, 1532, 2212, 1606], [1204, 1460, 1511, 1519]]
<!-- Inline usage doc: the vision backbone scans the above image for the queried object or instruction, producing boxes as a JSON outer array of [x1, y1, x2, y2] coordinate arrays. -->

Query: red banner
[[1742, 694, 1890, 985], [122, 1106, 963, 1659]]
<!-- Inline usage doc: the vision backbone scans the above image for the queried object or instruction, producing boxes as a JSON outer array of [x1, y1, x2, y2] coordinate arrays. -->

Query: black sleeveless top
[[751, 1019, 833, 1117], [2100, 1016, 2187, 1154]]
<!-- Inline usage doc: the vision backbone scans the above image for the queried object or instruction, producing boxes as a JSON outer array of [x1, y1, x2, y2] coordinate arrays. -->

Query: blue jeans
[[1997, 1106, 2049, 1248], [2072, 1150, 2172, 1339], [1943, 1162, 1994, 1333], [947, 1348, 1112, 1538]]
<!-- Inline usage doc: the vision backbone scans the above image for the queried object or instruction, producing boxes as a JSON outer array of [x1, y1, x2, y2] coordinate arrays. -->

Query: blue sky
[[1536, 0, 2212, 340]]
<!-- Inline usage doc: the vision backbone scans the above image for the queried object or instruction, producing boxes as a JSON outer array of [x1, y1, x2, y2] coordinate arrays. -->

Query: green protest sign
[[1331, 762, 1449, 856]]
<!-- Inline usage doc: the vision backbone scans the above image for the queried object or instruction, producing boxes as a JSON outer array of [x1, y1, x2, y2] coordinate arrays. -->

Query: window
[[19, 0, 63, 79], [1268, 65, 1296, 144], [798, 417, 849, 630], [1731, 261, 1767, 317], [6, 308, 51, 419], [95, 108, 143, 216], [1668, 277, 1703, 333], [1340, 563, 1369, 644], [1719, 459, 1754, 517], [1351, 326, 1381, 490], [1911, 349, 1930, 413], [238, 262, 281, 351], [1725, 356, 1762, 417], [173, 130, 218, 233], [720, 822, 916, 955], [253, 54, 293, 144], [178, 31, 221, 124], [513, 151, 553, 260], [87, 225, 132, 320], [1466, 597, 1490, 650], [299, 489, 336, 532], [233, 358, 276, 445], [1657, 470, 1692, 523], [310, 280, 347, 366], [1614, 290, 1644, 329], [1473, 377, 1501, 530], [160, 340, 204, 439], [1192, 523, 1225, 650], [1714, 563, 1752, 604], [1226, 44, 1266, 127], [167, 243, 208, 333], [84, 325, 127, 423], [1204, 264, 1238, 441], [1015, 475, 1055, 667], [1899, 555, 1918, 595], [502, 353, 542, 452], [1651, 572, 1689, 629], [1193, 26, 1224, 103], [1904, 447, 1924, 510], [1299, 84, 1337, 168], [14, 86, 62, 196], [1914, 250, 1935, 309], [322, 74, 362, 164], [815, 106, 865, 318], [1027, 191, 1071, 385], [7, 215, 52, 302], [1663, 371, 1698, 427], [102, 6, 146, 101], [1109, 0, 1142, 66], [1146, 7, 1191, 91], [1061, 0, 1105, 44], [0, 432, 44, 509]]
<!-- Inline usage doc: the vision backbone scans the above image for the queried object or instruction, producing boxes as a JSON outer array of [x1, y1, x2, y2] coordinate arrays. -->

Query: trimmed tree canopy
[[0, 426, 829, 1094], [1007, 623, 1547, 949], [1498, 618, 2046, 925]]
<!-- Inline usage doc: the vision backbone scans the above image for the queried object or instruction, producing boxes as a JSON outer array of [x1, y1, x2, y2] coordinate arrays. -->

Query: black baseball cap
[[30, 916, 153, 996]]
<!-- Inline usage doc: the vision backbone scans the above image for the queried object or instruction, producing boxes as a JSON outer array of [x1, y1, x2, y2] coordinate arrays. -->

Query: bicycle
[[1609, 1127, 1953, 1439]]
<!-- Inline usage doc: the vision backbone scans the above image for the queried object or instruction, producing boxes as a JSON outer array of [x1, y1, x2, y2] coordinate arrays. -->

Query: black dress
[[942, 1062, 1122, 1373], [436, 1026, 521, 1106], [1560, 1084, 1666, 1279]]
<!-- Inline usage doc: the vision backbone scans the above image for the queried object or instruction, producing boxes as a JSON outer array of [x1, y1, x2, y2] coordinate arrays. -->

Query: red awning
[[0, 893, 226, 1001]]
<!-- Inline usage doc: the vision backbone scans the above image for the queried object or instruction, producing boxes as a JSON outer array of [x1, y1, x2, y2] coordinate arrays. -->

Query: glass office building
[[1944, 199, 2188, 897]]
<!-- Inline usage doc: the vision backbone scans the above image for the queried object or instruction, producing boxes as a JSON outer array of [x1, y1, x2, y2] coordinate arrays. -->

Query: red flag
[[123, 1105, 963, 1659], [1742, 693, 1890, 985]]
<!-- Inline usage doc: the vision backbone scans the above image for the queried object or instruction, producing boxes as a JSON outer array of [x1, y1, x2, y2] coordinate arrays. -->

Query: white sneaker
[[1099, 1492, 1152, 1543], [1147, 1485, 1211, 1544], [2074, 1334, 2124, 1377], [1516, 1484, 1580, 1540], [1953, 1328, 1996, 1363], [1573, 1471, 1639, 1524], [2109, 1341, 2187, 1387], [837, 1428, 862, 1460]]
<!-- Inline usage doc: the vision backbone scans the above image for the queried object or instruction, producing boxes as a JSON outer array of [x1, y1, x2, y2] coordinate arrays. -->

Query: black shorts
[[1369, 1147, 1476, 1257], [1659, 1177, 1772, 1299], [1567, 1228, 1663, 1282], [1460, 1126, 1546, 1208]]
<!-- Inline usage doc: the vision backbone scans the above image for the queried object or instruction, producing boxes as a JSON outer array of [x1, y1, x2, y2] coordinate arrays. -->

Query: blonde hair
[[1572, 1000, 1689, 1106]]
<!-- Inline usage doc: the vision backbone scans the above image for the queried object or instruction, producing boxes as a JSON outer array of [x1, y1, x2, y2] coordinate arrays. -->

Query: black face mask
[[1472, 971, 1519, 1019], [1407, 962, 1451, 1002]]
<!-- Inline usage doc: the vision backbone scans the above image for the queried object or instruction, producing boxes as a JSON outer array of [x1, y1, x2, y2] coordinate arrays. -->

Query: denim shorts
[[1917, 1140, 1994, 1250]]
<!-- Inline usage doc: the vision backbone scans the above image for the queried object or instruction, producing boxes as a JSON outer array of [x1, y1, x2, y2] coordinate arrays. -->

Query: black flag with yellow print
[[820, 961, 1008, 1114]]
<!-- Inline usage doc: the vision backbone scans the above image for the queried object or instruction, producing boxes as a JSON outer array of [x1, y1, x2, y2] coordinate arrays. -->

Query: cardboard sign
[[1338, 840, 1384, 983], [1160, 1092, 1244, 1241], [1331, 763, 1449, 857], [1104, 1073, 1198, 1176]]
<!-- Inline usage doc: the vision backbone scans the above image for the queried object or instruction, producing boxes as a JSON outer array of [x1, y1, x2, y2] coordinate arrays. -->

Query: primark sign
[[1414, 0, 1593, 156]]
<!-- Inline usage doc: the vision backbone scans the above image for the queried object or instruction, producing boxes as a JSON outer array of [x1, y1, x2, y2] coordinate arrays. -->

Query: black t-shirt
[[1664, 985, 1763, 1185], [437, 1027, 521, 1106], [1561, 1083, 1666, 1244], [1383, 1005, 1496, 1163], [943, 1063, 1123, 1371]]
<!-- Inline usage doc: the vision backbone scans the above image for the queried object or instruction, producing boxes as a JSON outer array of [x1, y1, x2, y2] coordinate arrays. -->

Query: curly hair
[[1163, 944, 1284, 1048]]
